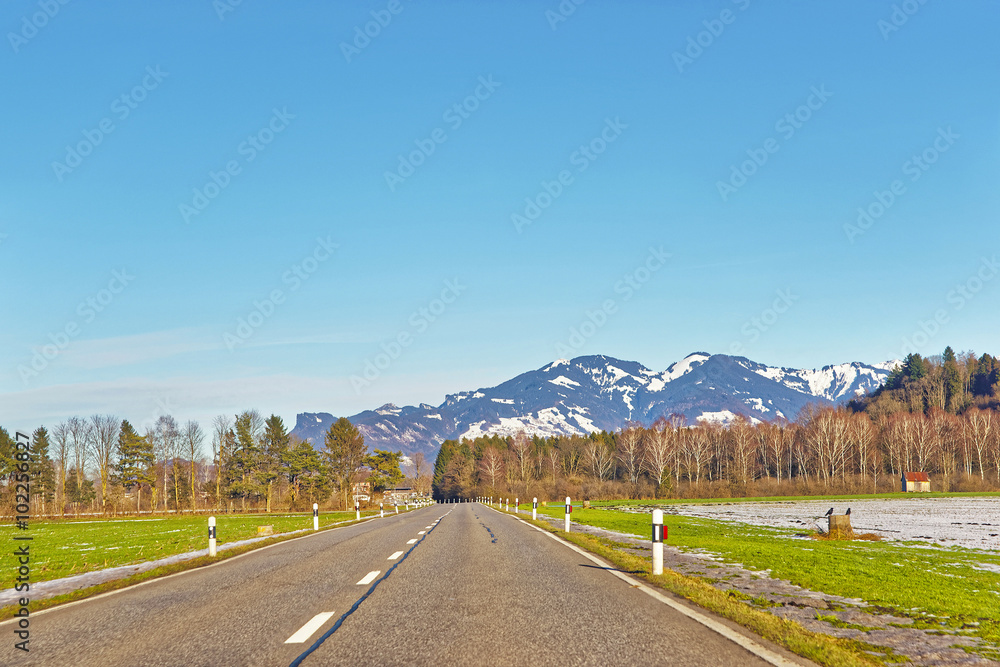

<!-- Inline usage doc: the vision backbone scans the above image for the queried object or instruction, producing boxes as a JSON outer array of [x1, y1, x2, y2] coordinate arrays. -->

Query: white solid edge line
[[0, 513, 386, 627], [406, 539, 418, 544], [387, 551, 404, 560], [357, 570, 380, 585], [491, 506, 804, 667], [284, 611, 335, 644]]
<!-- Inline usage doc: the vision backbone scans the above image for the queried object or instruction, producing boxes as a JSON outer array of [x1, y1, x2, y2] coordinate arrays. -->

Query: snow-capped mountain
[[291, 353, 899, 456]]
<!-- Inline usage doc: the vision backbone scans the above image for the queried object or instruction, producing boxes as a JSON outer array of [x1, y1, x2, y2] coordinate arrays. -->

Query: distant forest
[[433, 347, 1000, 500]]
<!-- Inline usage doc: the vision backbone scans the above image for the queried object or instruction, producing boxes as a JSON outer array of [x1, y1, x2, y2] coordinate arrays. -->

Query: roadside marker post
[[505, 498, 509, 512], [532, 497, 537, 520], [313, 503, 319, 531], [652, 509, 664, 575], [380, 502, 384, 518], [208, 516, 217, 557], [515, 497, 518, 514], [395, 504, 398, 514], [564, 496, 571, 532], [355, 500, 360, 521]]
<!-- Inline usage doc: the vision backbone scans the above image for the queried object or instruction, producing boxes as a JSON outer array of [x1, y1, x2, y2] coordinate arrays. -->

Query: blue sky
[[3, 0, 999, 433]]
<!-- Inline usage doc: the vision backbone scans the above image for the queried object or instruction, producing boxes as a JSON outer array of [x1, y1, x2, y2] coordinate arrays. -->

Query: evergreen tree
[[64, 467, 96, 509], [0, 427, 17, 481], [226, 410, 264, 509], [903, 353, 928, 380], [942, 346, 963, 411], [261, 415, 290, 512], [30, 427, 56, 514], [322, 418, 367, 510], [283, 440, 330, 507], [116, 420, 155, 512], [365, 449, 404, 493]]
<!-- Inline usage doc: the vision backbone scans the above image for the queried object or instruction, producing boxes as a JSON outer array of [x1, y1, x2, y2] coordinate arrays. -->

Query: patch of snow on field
[[658, 497, 1000, 552]]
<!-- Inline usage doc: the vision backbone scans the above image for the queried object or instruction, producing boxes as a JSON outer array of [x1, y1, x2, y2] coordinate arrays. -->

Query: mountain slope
[[292, 353, 897, 456]]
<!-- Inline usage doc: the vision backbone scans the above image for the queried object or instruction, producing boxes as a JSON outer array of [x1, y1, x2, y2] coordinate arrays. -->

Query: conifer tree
[[30, 427, 56, 514], [261, 415, 290, 512], [322, 418, 367, 510], [116, 420, 154, 512]]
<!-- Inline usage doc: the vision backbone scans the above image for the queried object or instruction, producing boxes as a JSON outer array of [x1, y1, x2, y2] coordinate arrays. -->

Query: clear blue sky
[[3, 0, 999, 433]]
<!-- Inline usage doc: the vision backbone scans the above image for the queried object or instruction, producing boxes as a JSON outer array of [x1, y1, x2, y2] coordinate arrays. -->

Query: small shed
[[902, 472, 930, 492]]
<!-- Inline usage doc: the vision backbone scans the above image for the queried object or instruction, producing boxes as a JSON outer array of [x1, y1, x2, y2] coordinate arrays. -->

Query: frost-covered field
[[653, 497, 1000, 551]]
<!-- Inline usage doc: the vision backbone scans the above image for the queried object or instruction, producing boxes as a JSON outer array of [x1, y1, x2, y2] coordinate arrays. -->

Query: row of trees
[[433, 407, 1000, 501], [434, 348, 1000, 500], [0, 413, 429, 516], [853, 348, 1000, 416]]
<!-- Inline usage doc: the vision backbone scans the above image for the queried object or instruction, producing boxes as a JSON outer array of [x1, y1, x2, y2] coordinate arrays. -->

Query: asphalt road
[[6, 503, 799, 666]]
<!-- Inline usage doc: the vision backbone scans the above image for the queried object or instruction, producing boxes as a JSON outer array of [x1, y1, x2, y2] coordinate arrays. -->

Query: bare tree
[[728, 416, 758, 486], [154, 415, 180, 510], [52, 421, 71, 513], [183, 420, 205, 510], [850, 414, 876, 485], [616, 424, 644, 490], [212, 414, 233, 507], [546, 446, 561, 481], [510, 431, 532, 490], [966, 408, 992, 480], [682, 427, 711, 485], [478, 447, 505, 491], [585, 438, 615, 482], [88, 414, 121, 510], [642, 419, 673, 495], [67, 416, 89, 491]]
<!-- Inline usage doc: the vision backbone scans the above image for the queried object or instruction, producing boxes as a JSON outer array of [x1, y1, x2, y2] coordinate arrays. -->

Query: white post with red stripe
[[652, 509, 664, 575], [208, 516, 217, 557], [564, 496, 571, 532]]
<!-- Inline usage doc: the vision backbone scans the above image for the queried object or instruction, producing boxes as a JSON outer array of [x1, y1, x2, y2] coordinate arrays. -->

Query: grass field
[[1, 511, 371, 584], [532, 504, 1000, 655]]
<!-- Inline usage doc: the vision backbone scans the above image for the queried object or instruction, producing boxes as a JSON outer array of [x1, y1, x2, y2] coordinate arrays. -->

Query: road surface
[[6, 503, 803, 666]]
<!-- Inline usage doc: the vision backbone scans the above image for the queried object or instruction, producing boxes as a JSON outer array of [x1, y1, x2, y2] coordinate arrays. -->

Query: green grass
[[511, 512, 895, 666], [533, 505, 1000, 651], [1, 511, 373, 583]]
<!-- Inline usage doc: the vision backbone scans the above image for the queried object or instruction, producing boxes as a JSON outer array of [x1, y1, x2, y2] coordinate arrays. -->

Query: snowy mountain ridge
[[291, 352, 899, 456]]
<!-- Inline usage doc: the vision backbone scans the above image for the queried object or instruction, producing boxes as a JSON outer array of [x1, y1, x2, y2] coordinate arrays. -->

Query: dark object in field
[[824, 508, 833, 516], [846, 507, 851, 516]]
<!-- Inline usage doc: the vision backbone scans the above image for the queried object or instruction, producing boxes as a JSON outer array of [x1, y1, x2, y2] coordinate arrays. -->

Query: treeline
[[851, 347, 1000, 416], [0, 413, 431, 516], [433, 347, 1000, 500]]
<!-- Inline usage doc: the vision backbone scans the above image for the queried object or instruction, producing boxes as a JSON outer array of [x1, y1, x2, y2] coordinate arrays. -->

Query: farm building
[[901, 472, 931, 492]]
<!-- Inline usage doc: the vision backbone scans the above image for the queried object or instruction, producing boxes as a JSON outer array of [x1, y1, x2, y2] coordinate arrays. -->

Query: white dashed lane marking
[[406, 539, 418, 544], [417, 531, 425, 535], [285, 612, 335, 644], [357, 571, 380, 585], [388, 551, 404, 560]]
